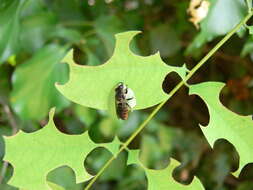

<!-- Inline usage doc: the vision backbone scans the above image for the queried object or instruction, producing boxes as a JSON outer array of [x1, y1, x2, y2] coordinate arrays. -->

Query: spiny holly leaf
[[3, 108, 121, 190], [10, 44, 70, 121], [56, 31, 188, 110], [0, 0, 26, 63], [189, 82, 253, 173], [127, 150, 204, 190]]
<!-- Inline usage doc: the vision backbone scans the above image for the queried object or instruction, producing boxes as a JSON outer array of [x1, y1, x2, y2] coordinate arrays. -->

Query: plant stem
[[84, 11, 253, 190], [0, 103, 18, 184], [246, 0, 252, 13], [0, 162, 8, 184], [2, 104, 18, 134]]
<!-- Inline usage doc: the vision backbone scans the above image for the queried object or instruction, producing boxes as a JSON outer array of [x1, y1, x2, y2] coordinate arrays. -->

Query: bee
[[115, 82, 136, 120]]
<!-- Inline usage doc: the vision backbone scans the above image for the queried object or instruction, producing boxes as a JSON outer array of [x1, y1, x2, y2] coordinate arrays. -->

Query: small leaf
[[4, 108, 121, 190], [241, 36, 253, 59], [189, 82, 253, 173], [0, 0, 26, 62], [56, 31, 188, 110], [145, 159, 204, 190], [187, 0, 247, 54], [127, 150, 204, 190], [247, 25, 253, 35], [10, 44, 70, 121]]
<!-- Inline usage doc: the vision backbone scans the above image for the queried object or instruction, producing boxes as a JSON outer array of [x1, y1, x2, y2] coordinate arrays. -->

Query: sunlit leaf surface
[[4, 109, 120, 190], [128, 150, 204, 190], [189, 82, 253, 173], [56, 31, 188, 110]]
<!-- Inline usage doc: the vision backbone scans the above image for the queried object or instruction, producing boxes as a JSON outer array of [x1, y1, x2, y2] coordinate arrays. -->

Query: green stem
[[84, 11, 253, 190], [246, 0, 252, 13]]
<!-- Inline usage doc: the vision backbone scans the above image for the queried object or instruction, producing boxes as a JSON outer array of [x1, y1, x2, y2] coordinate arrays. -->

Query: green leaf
[[56, 31, 188, 110], [73, 105, 98, 127], [20, 11, 57, 52], [187, 0, 247, 54], [247, 25, 253, 34], [10, 44, 70, 121], [149, 24, 181, 57], [128, 150, 204, 190], [47, 166, 84, 190], [245, 21, 253, 37], [140, 134, 167, 169], [94, 15, 125, 57], [145, 159, 204, 190], [3, 108, 121, 190], [241, 36, 253, 58], [0, 184, 17, 190], [85, 49, 101, 66], [202, 0, 246, 37], [0, 0, 26, 62], [189, 82, 253, 173], [49, 27, 83, 44], [43, 0, 85, 23]]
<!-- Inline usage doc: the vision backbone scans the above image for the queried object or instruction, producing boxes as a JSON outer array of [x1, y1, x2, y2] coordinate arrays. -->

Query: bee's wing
[[127, 98, 136, 109], [125, 88, 136, 109]]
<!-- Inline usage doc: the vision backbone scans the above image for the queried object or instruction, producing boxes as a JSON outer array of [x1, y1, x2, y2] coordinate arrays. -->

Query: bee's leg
[[126, 97, 133, 101]]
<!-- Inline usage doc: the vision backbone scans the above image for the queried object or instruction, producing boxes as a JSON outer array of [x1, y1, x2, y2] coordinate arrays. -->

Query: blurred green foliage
[[0, 0, 253, 190]]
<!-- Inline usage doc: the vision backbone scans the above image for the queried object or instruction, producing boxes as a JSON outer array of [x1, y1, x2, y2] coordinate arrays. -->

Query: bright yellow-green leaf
[[127, 150, 204, 190], [189, 82, 253, 173], [56, 31, 188, 110], [145, 159, 204, 190], [3, 108, 121, 190]]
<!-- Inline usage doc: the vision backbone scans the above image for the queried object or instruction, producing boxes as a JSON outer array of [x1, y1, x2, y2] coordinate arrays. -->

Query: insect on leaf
[[189, 82, 253, 174], [3, 108, 121, 190], [56, 31, 188, 110]]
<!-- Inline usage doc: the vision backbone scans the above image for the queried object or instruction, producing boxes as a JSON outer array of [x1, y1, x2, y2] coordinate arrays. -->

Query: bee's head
[[117, 82, 126, 90]]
